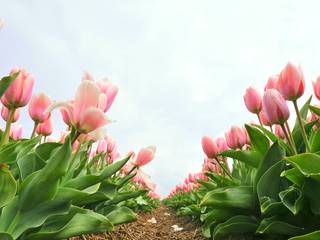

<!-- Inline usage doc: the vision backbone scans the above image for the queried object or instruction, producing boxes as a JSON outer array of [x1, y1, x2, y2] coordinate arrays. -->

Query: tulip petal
[[79, 107, 109, 133]]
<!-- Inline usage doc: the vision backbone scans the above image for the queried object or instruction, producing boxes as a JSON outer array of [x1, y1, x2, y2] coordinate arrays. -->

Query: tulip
[[274, 125, 285, 139], [82, 71, 94, 81], [278, 62, 305, 101], [1, 68, 34, 109], [216, 137, 228, 153], [9, 123, 23, 140], [225, 126, 247, 150], [262, 89, 290, 125], [259, 110, 272, 127], [201, 136, 218, 159], [96, 139, 108, 154], [96, 78, 119, 112], [36, 117, 53, 136], [60, 101, 73, 126], [1, 106, 20, 123], [313, 77, 320, 100], [134, 145, 156, 167], [265, 75, 279, 90], [243, 87, 262, 114]]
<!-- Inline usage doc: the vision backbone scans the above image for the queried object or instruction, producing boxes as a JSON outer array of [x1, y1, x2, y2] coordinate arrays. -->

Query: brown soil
[[71, 204, 206, 240]]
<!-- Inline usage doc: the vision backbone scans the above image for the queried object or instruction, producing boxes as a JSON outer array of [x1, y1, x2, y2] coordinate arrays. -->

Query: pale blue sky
[[1, 0, 320, 196]]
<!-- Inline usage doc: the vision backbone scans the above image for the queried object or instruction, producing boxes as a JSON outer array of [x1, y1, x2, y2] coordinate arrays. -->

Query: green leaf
[[310, 105, 320, 117], [245, 124, 270, 155], [220, 150, 261, 168], [279, 186, 304, 215], [256, 216, 304, 235], [17, 153, 45, 180], [289, 230, 320, 240], [103, 190, 146, 207], [310, 128, 320, 153], [0, 72, 19, 98], [213, 215, 258, 240], [200, 186, 254, 210], [293, 96, 312, 130], [260, 197, 288, 216], [0, 232, 14, 240], [284, 153, 320, 181], [0, 166, 17, 208], [104, 206, 136, 225], [281, 168, 305, 187], [35, 142, 62, 161], [303, 178, 320, 215]]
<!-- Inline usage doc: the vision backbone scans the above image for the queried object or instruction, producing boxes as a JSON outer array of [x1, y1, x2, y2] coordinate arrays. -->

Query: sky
[[1, 0, 320, 196]]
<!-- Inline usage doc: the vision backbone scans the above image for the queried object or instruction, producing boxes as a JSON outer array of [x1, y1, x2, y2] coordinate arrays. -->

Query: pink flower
[[60, 101, 73, 126], [96, 78, 119, 112], [274, 125, 285, 139], [9, 123, 23, 140], [216, 137, 228, 152], [82, 71, 94, 81], [96, 139, 108, 153], [36, 117, 53, 136], [313, 76, 320, 100], [28, 93, 51, 123], [134, 145, 156, 167], [264, 75, 279, 90], [201, 136, 219, 158], [225, 126, 247, 149], [1, 68, 34, 108], [1, 106, 20, 122], [148, 191, 160, 199], [262, 89, 290, 125], [243, 87, 262, 113], [278, 62, 305, 101], [259, 110, 272, 126]]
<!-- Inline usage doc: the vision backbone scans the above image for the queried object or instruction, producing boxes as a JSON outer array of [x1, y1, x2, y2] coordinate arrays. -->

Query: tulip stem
[[214, 157, 233, 180], [293, 100, 311, 152], [285, 121, 296, 151], [0, 108, 16, 146], [280, 123, 297, 154], [256, 113, 263, 127], [269, 126, 273, 133], [30, 122, 39, 139]]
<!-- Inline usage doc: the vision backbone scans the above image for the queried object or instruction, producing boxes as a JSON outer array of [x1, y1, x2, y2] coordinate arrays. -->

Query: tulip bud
[[96, 139, 107, 154], [313, 77, 320, 100], [215, 137, 228, 152], [1, 68, 34, 108], [262, 89, 290, 125], [243, 87, 262, 113], [264, 75, 279, 90], [36, 118, 53, 136], [201, 136, 219, 159], [9, 123, 23, 140], [1, 106, 20, 123], [96, 78, 119, 112], [278, 62, 305, 100], [274, 125, 285, 139], [134, 146, 156, 167], [259, 110, 272, 126], [225, 126, 247, 149], [28, 93, 51, 123]]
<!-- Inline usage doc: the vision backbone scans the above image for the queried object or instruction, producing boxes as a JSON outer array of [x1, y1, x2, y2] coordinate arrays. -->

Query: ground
[[71, 204, 206, 240]]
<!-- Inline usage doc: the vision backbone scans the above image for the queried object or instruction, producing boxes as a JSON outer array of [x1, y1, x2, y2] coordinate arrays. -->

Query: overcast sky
[[1, 0, 320, 196]]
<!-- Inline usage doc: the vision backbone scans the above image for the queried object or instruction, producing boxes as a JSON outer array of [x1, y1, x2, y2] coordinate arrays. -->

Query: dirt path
[[72, 204, 206, 240]]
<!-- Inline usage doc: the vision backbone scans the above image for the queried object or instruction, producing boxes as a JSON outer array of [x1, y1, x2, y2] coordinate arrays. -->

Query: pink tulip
[[28, 93, 51, 123], [274, 125, 285, 139], [1, 106, 20, 122], [243, 87, 262, 113], [265, 75, 279, 90], [36, 117, 53, 136], [96, 78, 119, 112], [9, 123, 23, 140], [1, 68, 34, 108], [278, 62, 305, 101], [96, 139, 107, 153], [313, 76, 320, 100], [201, 136, 219, 159], [60, 101, 73, 126], [259, 110, 272, 126], [82, 71, 94, 81], [216, 137, 228, 152], [134, 145, 156, 167], [225, 126, 247, 149], [262, 89, 290, 124], [148, 191, 160, 199]]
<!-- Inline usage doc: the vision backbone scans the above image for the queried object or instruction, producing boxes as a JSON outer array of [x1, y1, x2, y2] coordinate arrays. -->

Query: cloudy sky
[[1, 0, 320, 196]]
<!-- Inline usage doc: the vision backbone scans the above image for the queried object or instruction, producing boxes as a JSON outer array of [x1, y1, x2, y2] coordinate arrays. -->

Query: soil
[[70, 204, 206, 240]]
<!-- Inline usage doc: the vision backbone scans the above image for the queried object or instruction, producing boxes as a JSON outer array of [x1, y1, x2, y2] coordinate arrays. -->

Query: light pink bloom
[[243, 87, 262, 114], [259, 110, 272, 126], [82, 71, 94, 81], [262, 89, 290, 125], [148, 191, 160, 199], [96, 139, 108, 154], [216, 137, 228, 152], [134, 145, 156, 167], [28, 93, 51, 123], [278, 62, 305, 101], [9, 123, 23, 140], [1, 68, 34, 108], [96, 78, 119, 112], [1, 106, 20, 122], [265, 75, 279, 90], [201, 136, 218, 159], [36, 117, 53, 136], [313, 76, 320, 100], [274, 125, 285, 139], [225, 126, 247, 149]]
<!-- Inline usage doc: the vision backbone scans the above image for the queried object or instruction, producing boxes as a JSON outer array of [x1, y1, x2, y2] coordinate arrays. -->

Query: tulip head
[[96, 78, 119, 112], [265, 75, 279, 91], [1, 68, 34, 108], [1, 106, 20, 122], [262, 89, 290, 125], [134, 145, 156, 167], [278, 62, 305, 101], [201, 136, 218, 159], [243, 87, 262, 114], [225, 126, 247, 149], [36, 118, 53, 136], [274, 125, 285, 139], [259, 110, 272, 126], [9, 123, 23, 140], [313, 76, 320, 100], [28, 93, 51, 123]]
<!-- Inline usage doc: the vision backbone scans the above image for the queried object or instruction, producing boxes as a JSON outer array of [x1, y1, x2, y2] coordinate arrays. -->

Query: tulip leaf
[[309, 105, 320, 117], [0, 233, 14, 240], [35, 142, 62, 161], [256, 216, 304, 235], [220, 150, 261, 168], [103, 205, 137, 225], [245, 124, 269, 155], [260, 197, 288, 216], [0, 166, 17, 208], [279, 186, 305, 215], [293, 96, 312, 131], [289, 230, 320, 240], [310, 127, 320, 153], [281, 168, 305, 187], [0, 72, 19, 98], [17, 153, 45, 180], [213, 215, 258, 240], [303, 178, 320, 215], [103, 190, 147, 207]]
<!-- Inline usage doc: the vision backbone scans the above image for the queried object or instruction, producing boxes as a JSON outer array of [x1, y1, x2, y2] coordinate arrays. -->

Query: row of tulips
[[0, 68, 159, 240], [165, 62, 320, 240]]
